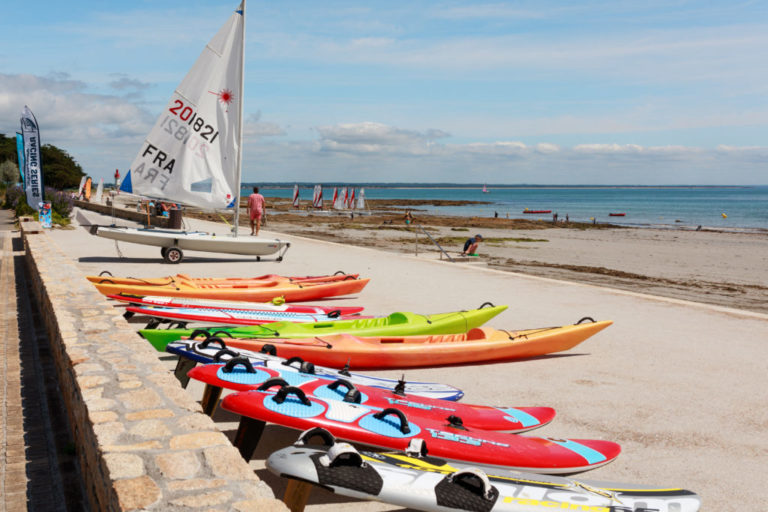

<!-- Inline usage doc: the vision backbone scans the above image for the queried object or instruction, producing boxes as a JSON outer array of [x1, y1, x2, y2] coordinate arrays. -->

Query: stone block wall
[[22, 228, 287, 511]]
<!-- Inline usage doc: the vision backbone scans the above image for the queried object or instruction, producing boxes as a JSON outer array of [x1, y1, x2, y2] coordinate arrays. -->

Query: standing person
[[247, 186, 266, 236], [462, 234, 483, 256]]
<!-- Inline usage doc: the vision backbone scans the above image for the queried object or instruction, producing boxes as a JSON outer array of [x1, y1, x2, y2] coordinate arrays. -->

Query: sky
[[1, 0, 767, 185]]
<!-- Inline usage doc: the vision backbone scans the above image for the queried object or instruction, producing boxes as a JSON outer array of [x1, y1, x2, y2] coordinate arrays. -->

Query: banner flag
[[15, 132, 25, 188], [20, 106, 44, 210]]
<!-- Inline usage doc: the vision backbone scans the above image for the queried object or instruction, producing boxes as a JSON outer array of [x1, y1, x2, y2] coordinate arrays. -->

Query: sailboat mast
[[232, 0, 246, 237]]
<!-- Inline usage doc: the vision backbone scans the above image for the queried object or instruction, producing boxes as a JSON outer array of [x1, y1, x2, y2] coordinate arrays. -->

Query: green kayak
[[139, 305, 508, 351]]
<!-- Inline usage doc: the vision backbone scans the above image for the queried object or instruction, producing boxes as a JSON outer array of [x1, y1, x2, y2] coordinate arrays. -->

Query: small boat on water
[[609, 213, 626, 217], [523, 209, 552, 214]]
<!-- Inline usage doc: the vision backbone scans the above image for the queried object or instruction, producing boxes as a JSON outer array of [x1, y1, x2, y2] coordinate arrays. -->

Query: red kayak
[[609, 213, 626, 217], [523, 210, 552, 214], [187, 360, 555, 432], [222, 382, 621, 474], [108, 294, 364, 316]]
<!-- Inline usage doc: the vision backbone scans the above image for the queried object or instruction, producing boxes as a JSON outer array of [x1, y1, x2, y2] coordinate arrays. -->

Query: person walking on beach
[[462, 234, 483, 256], [247, 186, 266, 236]]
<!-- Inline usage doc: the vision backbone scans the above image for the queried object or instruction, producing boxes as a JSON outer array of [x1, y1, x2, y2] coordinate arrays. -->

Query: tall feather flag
[[20, 106, 45, 210], [15, 133, 25, 188]]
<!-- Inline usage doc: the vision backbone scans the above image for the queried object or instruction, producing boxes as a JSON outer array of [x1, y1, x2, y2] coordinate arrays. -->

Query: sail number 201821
[[167, 100, 219, 143]]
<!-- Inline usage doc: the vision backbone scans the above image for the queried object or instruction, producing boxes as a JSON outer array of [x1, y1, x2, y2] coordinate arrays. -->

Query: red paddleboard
[[221, 382, 621, 474], [125, 305, 367, 326], [188, 360, 554, 432], [609, 213, 626, 217], [108, 294, 364, 316]]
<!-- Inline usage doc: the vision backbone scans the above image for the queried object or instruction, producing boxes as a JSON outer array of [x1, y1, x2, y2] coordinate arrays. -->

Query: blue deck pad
[[263, 395, 325, 418], [358, 412, 421, 438], [215, 367, 272, 385], [275, 371, 320, 387], [547, 439, 606, 464], [312, 384, 369, 404], [317, 399, 376, 423], [498, 407, 540, 428]]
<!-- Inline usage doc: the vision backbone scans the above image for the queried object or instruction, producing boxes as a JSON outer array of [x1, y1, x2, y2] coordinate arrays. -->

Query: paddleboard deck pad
[[221, 385, 621, 474], [187, 360, 554, 432], [166, 339, 464, 401], [267, 429, 700, 512]]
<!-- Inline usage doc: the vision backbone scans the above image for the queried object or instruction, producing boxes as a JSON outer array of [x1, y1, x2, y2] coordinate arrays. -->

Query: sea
[[242, 184, 768, 231]]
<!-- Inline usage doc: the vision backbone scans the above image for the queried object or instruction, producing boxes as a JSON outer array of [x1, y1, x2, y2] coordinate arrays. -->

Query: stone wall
[[21, 224, 287, 511]]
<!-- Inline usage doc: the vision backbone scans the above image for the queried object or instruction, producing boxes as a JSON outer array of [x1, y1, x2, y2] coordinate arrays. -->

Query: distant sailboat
[[482, 184, 489, 193], [292, 184, 300, 208], [93, 2, 289, 263], [312, 184, 323, 209]]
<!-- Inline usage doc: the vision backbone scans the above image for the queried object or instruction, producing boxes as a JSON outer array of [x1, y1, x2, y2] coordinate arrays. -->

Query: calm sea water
[[243, 185, 768, 231]]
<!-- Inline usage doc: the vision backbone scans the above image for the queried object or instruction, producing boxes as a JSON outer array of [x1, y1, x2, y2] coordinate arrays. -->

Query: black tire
[[160, 247, 169, 258], [164, 247, 183, 264]]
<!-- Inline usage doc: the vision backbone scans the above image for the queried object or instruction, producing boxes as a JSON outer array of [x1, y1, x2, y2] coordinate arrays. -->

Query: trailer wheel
[[164, 247, 183, 263]]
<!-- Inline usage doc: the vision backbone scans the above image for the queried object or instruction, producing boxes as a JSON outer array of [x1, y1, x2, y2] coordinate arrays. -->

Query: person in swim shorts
[[247, 186, 266, 235]]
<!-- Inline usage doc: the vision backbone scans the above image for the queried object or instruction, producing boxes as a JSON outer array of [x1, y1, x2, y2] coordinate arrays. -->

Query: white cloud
[[315, 122, 449, 155]]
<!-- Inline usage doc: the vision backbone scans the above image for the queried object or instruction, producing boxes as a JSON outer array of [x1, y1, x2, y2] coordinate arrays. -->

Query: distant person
[[494, 211, 498, 218], [462, 234, 483, 255], [566, 214, 569, 223], [247, 186, 266, 236], [404, 210, 413, 225]]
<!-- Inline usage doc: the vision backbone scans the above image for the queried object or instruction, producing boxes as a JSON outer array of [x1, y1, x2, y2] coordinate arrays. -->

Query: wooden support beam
[[232, 416, 266, 461], [201, 384, 222, 417], [283, 478, 313, 512]]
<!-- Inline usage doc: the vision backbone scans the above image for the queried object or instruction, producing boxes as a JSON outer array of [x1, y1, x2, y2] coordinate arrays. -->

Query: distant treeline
[[0, 133, 85, 189]]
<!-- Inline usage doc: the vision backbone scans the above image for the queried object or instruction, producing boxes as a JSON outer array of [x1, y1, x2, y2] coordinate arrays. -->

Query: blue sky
[[1, 0, 766, 184]]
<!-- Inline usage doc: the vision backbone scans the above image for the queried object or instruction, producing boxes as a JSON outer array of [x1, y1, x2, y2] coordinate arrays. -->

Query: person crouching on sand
[[462, 234, 483, 255], [247, 186, 266, 236]]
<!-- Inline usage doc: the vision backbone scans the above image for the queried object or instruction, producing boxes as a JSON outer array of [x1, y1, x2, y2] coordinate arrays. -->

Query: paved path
[[0, 212, 85, 511]]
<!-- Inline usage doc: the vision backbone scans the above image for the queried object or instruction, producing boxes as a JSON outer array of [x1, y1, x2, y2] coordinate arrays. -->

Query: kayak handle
[[98, 270, 113, 276], [257, 377, 289, 391], [296, 427, 336, 447], [212, 348, 239, 362], [273, 386, 311, 406], [211, 330, 234, 339], [333, 270, 347, 275], [373, 408, 410, 434], [478, 302, 496, 309], [327, 309, 341, 319], [98, 278, 115, 284], [446, 415, 467, 430], [282, 357, 315, 375], [327, 379, 362, 403], [189, 329, 212, 341], [222, 356, 255, 373], [198, 336, 226, 349], [576, 317, 596, 324], [260, 344, 277, 356], [447, 468, 496, 501]]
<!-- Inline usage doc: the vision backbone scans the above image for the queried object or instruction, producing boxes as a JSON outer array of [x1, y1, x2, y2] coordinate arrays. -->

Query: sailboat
[[482, 183, 490, 193], [93, 2, 289, 263]]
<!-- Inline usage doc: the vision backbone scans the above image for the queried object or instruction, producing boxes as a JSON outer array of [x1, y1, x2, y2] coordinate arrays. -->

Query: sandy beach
[[250, 198, 768, 314], [55, 206, 768, 511]]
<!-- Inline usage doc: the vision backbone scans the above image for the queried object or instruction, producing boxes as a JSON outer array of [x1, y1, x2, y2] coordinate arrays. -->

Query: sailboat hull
[[95, 226, 288, 257]]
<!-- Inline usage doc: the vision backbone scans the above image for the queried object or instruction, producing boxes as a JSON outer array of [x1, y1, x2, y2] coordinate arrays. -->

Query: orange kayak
[[92, 277, 370, 303], [220, 319, 612, 369], [85, 272, 359, 287]]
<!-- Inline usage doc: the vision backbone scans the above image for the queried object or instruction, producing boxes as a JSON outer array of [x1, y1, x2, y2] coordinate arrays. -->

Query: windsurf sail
[[93, 178, 104, 203], [120, 2, 245, 216], [292, 184, 299, 208], [312, 184, 323, 208], [348, 188, 356, 209], [356, 187, 365, 209]]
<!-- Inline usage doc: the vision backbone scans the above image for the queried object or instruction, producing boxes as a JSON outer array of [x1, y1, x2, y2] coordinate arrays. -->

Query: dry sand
[[54, 207, 768, 510]]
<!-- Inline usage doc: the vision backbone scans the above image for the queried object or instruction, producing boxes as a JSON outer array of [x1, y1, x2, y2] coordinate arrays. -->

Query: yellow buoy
[[722, 213, 727, 219]]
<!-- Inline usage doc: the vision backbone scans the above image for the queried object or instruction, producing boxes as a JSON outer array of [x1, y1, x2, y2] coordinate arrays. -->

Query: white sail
[[292, 184, 300, 208], [120, 3, 244, 211], [93, 178, 104, 203], [356, 187, 365, 209]]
